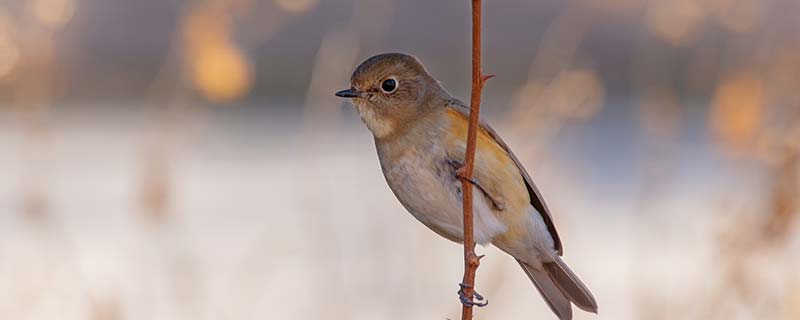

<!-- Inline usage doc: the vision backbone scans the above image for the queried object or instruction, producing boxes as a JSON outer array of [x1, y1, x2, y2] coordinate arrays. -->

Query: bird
[[334, 53, 597, 320]]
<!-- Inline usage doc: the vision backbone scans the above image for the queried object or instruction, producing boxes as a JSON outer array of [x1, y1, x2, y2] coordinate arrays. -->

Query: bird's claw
[[447, 159, 506, 211], [458, 283, 488, 307], [448, 159, 475, 185]]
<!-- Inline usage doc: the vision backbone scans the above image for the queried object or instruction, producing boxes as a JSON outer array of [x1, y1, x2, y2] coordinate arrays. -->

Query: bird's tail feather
[[517, 258, 598, 320], [543, 256, 598, 313], [517, 259, 572, 320]]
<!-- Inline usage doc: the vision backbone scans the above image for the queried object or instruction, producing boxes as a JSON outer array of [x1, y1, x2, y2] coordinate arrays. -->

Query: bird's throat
[[355, 104, 396, 139]]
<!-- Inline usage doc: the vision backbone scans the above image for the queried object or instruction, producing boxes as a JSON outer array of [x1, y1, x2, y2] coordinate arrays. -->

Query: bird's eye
[[380, 78, 397, 93]]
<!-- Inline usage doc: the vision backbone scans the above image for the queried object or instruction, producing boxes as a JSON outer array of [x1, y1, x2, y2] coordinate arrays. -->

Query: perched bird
[[335, 53, 597, 320]]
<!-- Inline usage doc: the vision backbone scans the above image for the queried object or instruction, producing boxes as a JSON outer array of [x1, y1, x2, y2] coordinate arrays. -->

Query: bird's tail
[[517, 257, 598, 320]]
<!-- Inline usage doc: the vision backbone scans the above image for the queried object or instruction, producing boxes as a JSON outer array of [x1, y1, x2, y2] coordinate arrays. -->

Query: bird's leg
[[447, 159, 506, 211], [457, 282, 489, 307]]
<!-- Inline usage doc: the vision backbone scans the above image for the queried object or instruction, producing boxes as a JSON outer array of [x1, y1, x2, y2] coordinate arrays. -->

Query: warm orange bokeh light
[[644, 0, 704, 46], [28, 0, 75, 29], [711, 71, 765, 152], [190, 44, 253, 103], [182, 2, 253, 103]]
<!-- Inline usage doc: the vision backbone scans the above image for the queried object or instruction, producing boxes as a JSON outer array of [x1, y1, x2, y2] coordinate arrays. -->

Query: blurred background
[[0, 0, 799, 319]]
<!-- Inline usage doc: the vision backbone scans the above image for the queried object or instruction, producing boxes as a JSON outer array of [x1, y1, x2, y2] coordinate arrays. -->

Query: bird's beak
[[335, 88, 361, 98]]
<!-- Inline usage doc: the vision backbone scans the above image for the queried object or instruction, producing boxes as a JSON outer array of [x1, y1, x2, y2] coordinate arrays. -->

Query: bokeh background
[[1, 0, 799, 319]]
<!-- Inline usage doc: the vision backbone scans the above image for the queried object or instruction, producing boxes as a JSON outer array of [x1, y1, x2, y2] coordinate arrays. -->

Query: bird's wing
[[444, 99, 563, 255]]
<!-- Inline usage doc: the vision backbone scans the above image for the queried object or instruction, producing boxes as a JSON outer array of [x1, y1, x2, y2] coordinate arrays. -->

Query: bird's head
[[335, 53, 447, 138]]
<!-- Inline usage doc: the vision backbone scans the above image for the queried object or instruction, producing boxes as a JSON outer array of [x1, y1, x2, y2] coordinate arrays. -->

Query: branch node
[[481, 74, 495, 83], [466, 251, 481, 268]]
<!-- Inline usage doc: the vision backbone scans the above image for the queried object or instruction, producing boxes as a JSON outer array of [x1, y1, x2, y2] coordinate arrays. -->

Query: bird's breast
[[377, 138, 507, 244]]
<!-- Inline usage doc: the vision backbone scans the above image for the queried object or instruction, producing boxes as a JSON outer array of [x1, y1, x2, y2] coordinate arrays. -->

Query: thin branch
[[459, 0, 491, 319]]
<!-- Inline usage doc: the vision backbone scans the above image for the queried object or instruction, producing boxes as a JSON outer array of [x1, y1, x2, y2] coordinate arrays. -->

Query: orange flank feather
[[443, 108, 531, 245]]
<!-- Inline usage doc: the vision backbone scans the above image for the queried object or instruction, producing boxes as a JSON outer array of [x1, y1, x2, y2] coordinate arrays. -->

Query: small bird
[[335, 53, 597, 320]]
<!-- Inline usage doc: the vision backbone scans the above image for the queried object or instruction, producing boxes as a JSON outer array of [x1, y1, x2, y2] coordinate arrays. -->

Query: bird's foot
[[457, 283, 488, 307], [447, 159, 506, 211]]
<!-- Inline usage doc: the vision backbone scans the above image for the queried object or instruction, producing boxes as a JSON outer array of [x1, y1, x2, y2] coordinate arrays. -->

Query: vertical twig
[[460, 0, 492, 319]]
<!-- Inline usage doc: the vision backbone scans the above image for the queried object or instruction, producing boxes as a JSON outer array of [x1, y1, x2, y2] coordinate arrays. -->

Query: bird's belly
[[381, 156, 507, 244]]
